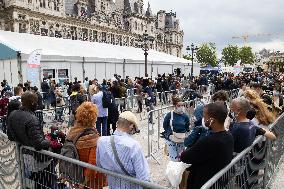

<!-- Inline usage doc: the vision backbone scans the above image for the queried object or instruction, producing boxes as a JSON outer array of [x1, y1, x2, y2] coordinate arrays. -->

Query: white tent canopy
[[0, 30, 190, 64], [0, 30, 201, 86]]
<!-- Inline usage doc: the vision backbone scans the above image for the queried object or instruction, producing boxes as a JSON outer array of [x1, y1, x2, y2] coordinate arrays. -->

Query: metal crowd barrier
[[0, 133, 21, 189], [200, 113, 284, 189], [0, 116, 7, 134], [18, 145, 167, 189], [146, 99, 200, 164], [146, 105, 175, 164]]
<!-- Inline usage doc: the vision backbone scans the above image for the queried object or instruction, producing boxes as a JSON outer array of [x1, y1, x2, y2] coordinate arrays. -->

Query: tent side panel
[[0, 43, 17, 60], [0, 59, 18, 87]]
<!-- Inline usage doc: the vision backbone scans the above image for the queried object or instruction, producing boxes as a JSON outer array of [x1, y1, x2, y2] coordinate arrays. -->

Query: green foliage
[[183, 55, 193, 61], [196, 43, 218, 67], [239, 46, 255, 65], [221, 45, 239, 66]]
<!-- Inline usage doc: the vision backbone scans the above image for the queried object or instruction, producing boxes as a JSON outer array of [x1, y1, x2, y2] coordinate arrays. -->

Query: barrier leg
[[17, 144, 26, 189]]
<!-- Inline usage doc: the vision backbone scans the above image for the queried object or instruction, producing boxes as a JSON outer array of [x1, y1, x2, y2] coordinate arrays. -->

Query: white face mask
[[175, 107, 184, 114], [202, 118, 206, 128]]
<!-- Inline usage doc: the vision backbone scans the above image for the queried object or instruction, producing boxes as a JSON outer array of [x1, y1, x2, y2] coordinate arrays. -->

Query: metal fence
[[0, 133, 21, 189], [0, 116, 7, 134], [146, 105, 175, 164], [18, 145, 167, 189], [200, 113, 284, 189], [146, 99, 201, 164]]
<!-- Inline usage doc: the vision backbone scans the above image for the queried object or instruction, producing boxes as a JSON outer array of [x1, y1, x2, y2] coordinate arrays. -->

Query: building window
[[71, 26, 77, 40], [135, 22, 138, 30], [40, 0, 46, 8], [141, 23, 143, 31], [93, 31, 98, 42], [43, 69, 55, 79], [54, 0, 59, 11], [151, 26, 154, 32], [118, 36, 122, 46], [58, 69, 69, 79], [80, 7, 87, 17], [40, 28, 48, 36], [55, 30, 62, 38], [82, 28, 88, 41], [111, 34, 115, 44], [101, 2, 105, 12], [102, 32, 106, 42], [19, 23, 27, 33]]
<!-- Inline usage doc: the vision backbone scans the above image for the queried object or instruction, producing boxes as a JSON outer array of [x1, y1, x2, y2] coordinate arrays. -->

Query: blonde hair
[[243, 89, 275, 125], [75, 102, 98, 128], [243, 90, 260, 101], [249, 97, 275, 126]]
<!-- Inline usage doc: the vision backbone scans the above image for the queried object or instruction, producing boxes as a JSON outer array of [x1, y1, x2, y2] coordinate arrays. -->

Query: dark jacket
[[108, 95, 119, 124], [181, 131, 234, 189], [35, 91, 44, 110], [7, 107, 50, 150]]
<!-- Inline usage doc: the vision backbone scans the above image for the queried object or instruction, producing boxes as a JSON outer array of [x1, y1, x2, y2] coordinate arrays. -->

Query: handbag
[[169, 111, 187, 143], [179, 169, 190, 189], [165, 161, 191, 188]]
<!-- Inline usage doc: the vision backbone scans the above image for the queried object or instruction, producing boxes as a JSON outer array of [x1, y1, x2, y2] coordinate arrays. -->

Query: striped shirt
[[96, 130, 150, 189]]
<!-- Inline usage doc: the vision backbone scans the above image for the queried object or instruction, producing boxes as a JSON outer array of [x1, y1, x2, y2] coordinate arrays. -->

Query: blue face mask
[[175, 107, 184, 114]]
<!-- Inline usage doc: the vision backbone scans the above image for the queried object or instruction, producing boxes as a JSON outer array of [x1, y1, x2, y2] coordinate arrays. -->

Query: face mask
[[175, 107, 184, 114], [201, 118, 207, 128]]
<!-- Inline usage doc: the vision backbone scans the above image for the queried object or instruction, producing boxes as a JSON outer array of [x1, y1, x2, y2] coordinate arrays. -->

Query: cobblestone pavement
[[269, 156, 284, 189]]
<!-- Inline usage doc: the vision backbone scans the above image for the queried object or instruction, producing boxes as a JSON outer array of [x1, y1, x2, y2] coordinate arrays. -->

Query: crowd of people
[[0, 71, 283, 189]]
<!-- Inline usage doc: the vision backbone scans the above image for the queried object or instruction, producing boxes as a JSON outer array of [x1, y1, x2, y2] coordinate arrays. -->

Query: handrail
[[20, 145, 168, 189]]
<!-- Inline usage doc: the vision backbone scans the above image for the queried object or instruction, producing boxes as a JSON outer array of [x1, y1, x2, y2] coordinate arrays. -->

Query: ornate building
[[0, 0, 184, 57]]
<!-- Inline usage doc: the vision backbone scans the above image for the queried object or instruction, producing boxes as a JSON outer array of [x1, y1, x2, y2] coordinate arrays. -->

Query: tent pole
[[123, 59, 126, 79], [82, 56, 86, 81]]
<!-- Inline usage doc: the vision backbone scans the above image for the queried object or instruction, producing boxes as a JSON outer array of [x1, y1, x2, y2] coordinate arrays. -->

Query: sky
[[147, 0, 284, 56]]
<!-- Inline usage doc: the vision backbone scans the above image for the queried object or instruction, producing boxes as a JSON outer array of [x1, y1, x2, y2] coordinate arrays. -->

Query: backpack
[[59, 128, 94, 183], [102, 91, 113, 109], [70, 95, 80, 115]]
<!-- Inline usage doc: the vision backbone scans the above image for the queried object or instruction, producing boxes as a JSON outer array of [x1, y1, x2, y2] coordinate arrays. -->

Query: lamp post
[[141, 30, 155, 77], [186, 43, 198, 77]]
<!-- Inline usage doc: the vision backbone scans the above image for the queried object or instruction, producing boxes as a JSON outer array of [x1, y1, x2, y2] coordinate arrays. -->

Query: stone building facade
[[0, 0, 184, 57]]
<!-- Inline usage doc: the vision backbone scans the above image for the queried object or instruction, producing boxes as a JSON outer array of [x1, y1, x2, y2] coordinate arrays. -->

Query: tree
[[239, 46, 255, 65], [221, 45, 239, 66], [183, 55, 193, 61], [196, 43, 218, 67]]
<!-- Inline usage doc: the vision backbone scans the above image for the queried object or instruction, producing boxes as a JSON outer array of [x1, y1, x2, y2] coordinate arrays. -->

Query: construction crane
[[232, 33, 276, 42]]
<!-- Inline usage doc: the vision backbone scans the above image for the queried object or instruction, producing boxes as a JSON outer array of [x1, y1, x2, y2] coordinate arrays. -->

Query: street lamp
[[186, 43, 198, 77], [140, 30, 155, 77]]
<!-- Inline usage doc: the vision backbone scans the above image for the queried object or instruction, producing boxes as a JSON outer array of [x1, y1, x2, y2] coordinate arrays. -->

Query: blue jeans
[[165, 140, 185, 162], [96, 117, 108, 136]]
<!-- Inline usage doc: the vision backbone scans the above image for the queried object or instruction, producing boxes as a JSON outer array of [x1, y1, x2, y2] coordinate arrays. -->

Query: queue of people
[[0, 71, 283, 189]]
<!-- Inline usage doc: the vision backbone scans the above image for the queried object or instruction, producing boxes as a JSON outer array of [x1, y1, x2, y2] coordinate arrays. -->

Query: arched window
[[134, 2, 139, 13]]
